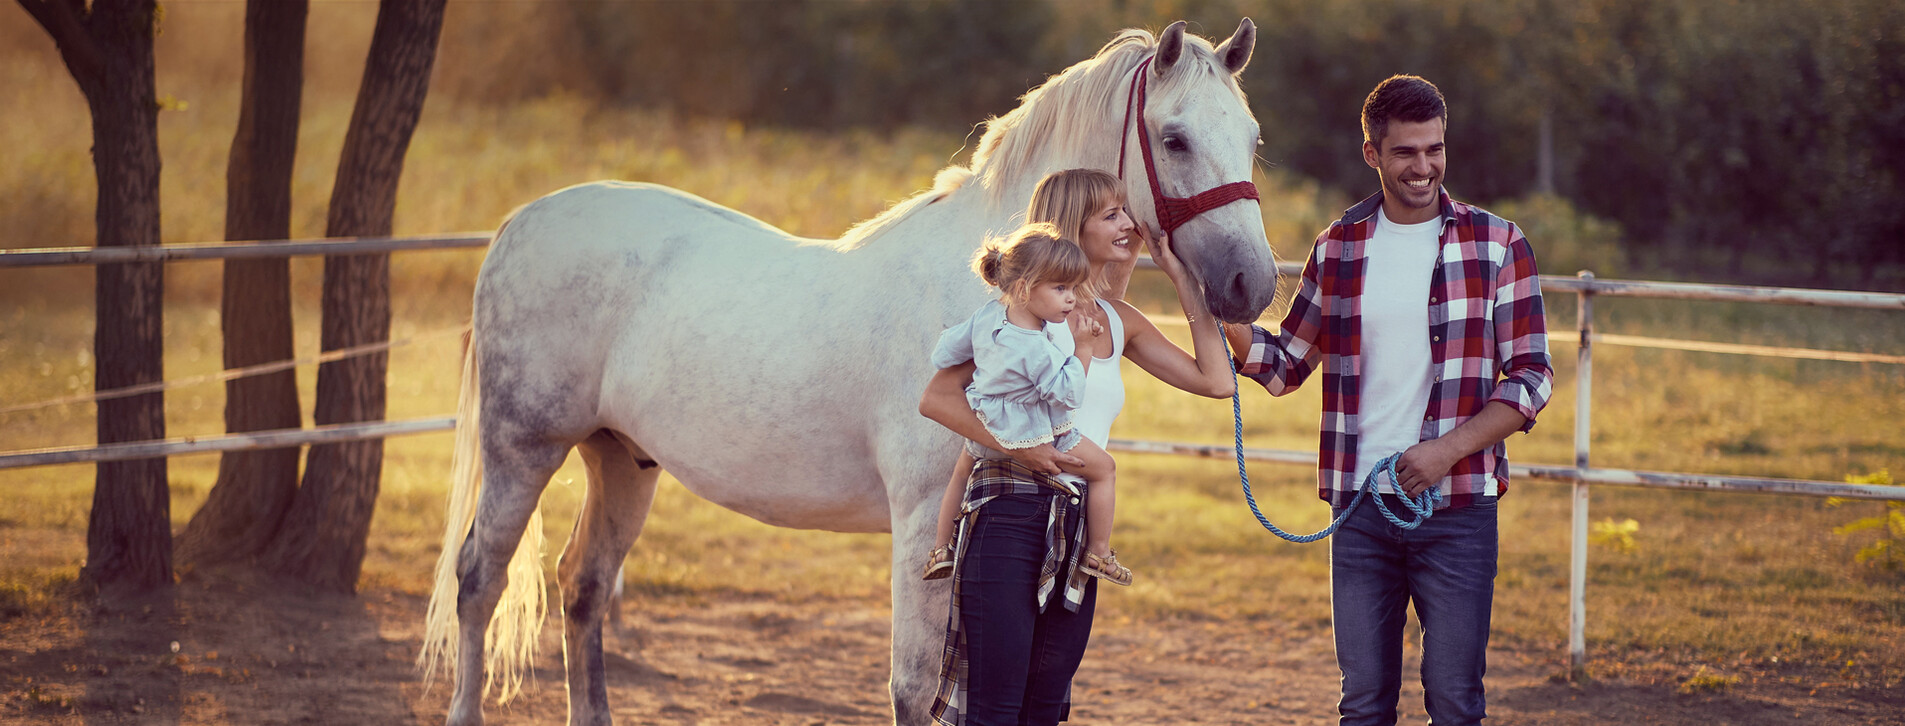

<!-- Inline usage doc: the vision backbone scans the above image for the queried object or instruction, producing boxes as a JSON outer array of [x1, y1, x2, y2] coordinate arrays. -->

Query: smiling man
[[1225, 75, 1554, 724]]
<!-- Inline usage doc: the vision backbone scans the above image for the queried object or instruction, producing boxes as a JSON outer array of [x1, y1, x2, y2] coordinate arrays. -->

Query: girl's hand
[[1067, 308, 1103, 342]]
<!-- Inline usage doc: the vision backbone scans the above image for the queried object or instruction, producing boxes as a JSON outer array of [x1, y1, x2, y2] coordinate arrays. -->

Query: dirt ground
[[2, 572, 1900, 725]]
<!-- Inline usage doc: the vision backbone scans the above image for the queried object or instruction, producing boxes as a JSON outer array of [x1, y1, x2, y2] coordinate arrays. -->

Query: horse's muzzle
[[1205, 261, 1279, 324]]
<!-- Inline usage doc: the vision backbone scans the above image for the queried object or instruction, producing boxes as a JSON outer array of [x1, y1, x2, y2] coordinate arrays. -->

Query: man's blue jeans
[[960, 492, 1099, 725], [1330, 494, 1498, 725]]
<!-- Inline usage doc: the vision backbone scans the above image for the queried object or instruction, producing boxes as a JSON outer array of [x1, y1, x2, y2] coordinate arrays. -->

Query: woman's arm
[[918, 361, 1083, 474], [1117, 232, 1238, 399]]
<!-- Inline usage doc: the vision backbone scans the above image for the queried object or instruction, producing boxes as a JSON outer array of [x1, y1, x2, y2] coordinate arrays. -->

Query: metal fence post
[[1569, 271, 1594, 676]]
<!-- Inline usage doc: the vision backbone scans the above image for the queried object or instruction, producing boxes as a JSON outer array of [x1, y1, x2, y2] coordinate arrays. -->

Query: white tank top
[[1057, 298, 1127, 486]]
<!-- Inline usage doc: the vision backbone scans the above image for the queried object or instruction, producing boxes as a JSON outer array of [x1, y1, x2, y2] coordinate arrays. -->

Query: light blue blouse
[[930, 299, 1086, 450]]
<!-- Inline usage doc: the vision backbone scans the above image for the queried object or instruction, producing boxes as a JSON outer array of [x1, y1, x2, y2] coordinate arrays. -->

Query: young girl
[[920, 222, 1132, 586]]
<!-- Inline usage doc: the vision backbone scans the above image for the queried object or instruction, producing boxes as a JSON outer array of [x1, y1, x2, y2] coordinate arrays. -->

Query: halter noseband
[[1117, 56, 1261, 234]]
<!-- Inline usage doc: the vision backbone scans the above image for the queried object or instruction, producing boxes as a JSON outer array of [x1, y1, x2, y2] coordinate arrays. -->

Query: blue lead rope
[[1223, 335, 1441, 542]]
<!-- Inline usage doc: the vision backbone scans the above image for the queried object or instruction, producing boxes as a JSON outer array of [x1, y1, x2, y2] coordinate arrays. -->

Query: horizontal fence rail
[[1100, 439, 1905, 502], [7, 421, 1900, 503], [0, 234, 491, 266], [1153, 259, 1905, 309], [0, 325, 471, 415], [1582, 332, 1905, 365], [0, 418, 455, 470], [1541, 274, 1905, 310], [1146, 313, 1905, 365]]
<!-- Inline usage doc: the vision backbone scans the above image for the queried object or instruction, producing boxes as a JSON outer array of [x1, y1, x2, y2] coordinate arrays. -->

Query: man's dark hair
[[1361, 75, 1447, 150]]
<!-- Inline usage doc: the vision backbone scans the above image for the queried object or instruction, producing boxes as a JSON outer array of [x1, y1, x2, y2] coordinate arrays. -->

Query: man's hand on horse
[[1395, 439, 1460, 496]]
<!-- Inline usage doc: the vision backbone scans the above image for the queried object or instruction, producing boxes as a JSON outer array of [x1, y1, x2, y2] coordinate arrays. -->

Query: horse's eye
[[1162, 135, 1188, 153]]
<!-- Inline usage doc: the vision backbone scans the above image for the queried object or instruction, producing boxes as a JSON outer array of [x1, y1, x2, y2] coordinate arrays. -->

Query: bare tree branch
[[16, 0, 105, 88]]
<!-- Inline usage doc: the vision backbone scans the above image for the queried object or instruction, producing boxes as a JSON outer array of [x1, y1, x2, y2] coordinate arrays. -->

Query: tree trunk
[[262, 0, 448, 592], [177, 0, 310, 568], [20, 0, 171, 594]]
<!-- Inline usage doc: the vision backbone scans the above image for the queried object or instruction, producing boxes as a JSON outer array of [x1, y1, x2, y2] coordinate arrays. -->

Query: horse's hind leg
[[604, 563, 627, 634], [559, 429, 662, 726], [449, 435, 571, 726]]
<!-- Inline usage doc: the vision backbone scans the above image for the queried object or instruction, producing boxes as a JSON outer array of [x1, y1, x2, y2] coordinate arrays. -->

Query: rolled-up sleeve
[[1242, 243, 1324, 396], [1488, 228, 1553, 432]]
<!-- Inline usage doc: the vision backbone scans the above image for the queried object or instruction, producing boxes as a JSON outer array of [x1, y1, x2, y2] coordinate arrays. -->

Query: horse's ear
[[1215, 18, 1255, 75], [1155, 21, 1188, 73]]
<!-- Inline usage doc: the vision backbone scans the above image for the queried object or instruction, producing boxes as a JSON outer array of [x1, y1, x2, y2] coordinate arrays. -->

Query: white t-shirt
[[1352, 207, 1441, 493]]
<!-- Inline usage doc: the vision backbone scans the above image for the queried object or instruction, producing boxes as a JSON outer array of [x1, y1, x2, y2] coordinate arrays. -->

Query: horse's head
[[1124, 20, 1278, 324]]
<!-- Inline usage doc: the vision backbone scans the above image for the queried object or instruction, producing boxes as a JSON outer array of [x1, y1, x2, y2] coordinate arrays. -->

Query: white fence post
[[1569, 271, 1595, 676]]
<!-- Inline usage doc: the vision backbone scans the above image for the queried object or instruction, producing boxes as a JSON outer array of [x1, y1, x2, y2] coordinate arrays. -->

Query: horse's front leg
[[888, 472, 955, 725], [559, 430, 662, 726]]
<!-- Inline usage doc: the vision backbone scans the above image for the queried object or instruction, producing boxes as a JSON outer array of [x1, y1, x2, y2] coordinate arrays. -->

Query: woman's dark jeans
[[959, 492, 1098, 725], [1330, 495, 1498, 726]]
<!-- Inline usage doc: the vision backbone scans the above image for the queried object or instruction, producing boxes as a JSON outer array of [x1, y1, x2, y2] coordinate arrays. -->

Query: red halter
[[1117, 56, 1261, 234]]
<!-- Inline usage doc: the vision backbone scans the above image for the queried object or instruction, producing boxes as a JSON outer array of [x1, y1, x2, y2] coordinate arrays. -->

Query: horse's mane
[[835, 27, 1244, 251], [966, 30, 1155, 202]]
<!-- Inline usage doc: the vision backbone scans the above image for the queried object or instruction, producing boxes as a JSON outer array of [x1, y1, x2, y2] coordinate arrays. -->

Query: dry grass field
[[3, 5, 1903, 723]]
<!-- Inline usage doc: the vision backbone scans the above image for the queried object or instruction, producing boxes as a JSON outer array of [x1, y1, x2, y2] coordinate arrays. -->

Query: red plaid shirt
[[1241, 189, 1553, 509]]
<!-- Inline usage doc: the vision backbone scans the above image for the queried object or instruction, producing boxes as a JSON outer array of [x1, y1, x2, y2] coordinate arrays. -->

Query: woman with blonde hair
[[920, 168, 1236, 724]]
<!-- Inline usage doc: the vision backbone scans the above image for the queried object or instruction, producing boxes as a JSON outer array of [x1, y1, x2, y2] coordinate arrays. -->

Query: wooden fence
[[4, 233, 1904, 672]]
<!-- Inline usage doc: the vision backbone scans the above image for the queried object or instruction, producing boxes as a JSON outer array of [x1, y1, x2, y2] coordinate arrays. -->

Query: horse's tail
[[418, 222, 549, 705]]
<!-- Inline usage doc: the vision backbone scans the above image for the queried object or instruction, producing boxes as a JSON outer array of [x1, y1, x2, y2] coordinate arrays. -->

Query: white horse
[[421, 20, 1275, 725]]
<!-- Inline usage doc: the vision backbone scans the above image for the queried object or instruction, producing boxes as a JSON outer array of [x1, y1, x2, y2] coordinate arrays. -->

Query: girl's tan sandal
[[921, 544, 955, 581], [1081, 549, 1133, 586]]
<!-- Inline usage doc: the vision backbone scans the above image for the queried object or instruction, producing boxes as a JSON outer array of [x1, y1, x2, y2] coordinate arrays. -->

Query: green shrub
[[1677, 666, 1741, 694], [1589, 517, 1640, 554], [1829, 470, 1905, 571], [1491, 194, 1627, 279]]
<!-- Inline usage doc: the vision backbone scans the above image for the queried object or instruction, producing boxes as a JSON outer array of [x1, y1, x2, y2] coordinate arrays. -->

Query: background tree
[[562, 0, 1056, 129], [17, 0, 171, 594], [176, 0, 310, 568], [523, 0, 1905, 290], [261, 0, 449, 592]]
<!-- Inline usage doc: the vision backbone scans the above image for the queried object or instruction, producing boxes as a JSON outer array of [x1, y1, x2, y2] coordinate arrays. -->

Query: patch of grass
[[1708, 430, 1773, 456], [0, 569, 77, 618], [1677, 667, 1742, 694], [21, 684, 75, 713]]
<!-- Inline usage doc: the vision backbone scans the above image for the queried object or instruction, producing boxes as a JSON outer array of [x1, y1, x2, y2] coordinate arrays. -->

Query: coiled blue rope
[[1223, 335, 1441, 541]]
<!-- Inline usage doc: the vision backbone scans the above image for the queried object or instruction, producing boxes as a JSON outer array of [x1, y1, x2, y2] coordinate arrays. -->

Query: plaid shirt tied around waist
[[930, 458, 1090, 726], [1241, 189, 1554, 510]]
